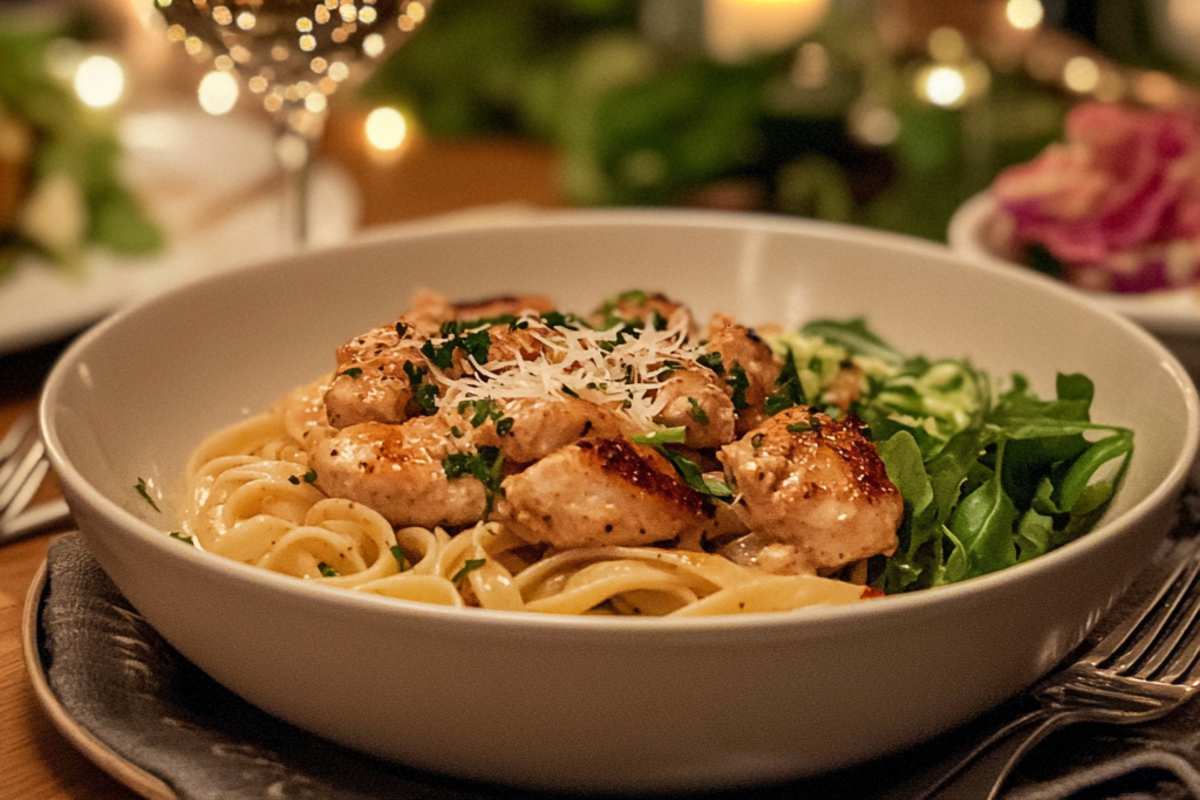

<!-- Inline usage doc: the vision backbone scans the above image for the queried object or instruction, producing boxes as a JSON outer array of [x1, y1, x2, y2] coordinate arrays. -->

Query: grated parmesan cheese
[[433, 315, 704, 432]]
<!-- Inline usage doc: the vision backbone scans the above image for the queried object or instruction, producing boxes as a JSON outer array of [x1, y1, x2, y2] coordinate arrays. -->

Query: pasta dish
[[176, 289, 1132, 615]]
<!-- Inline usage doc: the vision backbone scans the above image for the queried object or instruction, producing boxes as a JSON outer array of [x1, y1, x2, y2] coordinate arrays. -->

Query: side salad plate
[[949, 192, 1200, 375], [0, 106, 358, 356]]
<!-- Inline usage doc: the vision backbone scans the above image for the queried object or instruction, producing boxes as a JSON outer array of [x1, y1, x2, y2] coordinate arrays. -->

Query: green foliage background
[[363, 0, 1073, 241]]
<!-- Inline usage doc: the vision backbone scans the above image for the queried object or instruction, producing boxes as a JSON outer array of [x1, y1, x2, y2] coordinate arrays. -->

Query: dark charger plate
[[24, 533, 1200, 800]]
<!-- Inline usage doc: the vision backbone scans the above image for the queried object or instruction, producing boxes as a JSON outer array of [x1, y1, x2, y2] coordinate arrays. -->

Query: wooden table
[[0, 108, 561, 800]]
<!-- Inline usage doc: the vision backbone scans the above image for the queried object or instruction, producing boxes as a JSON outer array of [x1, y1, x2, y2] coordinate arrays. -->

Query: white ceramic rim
[[40, 207, 1200, 641]]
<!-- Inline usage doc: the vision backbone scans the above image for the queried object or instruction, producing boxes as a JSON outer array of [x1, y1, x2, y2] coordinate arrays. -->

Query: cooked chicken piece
[[402, 291, 555, 338], [495, 437, 711, 550], [718, 406, 901, 574], [325, 330, 429, 428], [399, 289, 456, 337], [589, 290, 696, 335], [822, 361, 864, 412], [701, 313, 782, 434], [452, 294, 555, 322], [479, 319, 554, 368], [325, 295, 555, 428], [651, 365, 737, 448], [305, 416, 486, 528], [466, 396, 634, 465]]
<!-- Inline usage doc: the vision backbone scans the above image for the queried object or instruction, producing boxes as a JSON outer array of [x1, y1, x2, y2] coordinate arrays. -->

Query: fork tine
[[1117, 553, 1200, 677], [1149, 568, 1200, 683], [0, 436, 45, 512], [1084, 540, 1200, 671], [0, 411, 35, 463], [0, 455, 48, 523]]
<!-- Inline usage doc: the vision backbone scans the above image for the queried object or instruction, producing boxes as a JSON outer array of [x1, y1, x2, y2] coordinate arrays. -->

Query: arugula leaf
[[947, 440, 1019, 578], [799, 318, 906, 365]]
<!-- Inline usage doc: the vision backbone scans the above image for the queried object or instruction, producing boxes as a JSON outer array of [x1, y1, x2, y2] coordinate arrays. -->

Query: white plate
[[0, 107, 360, 355]]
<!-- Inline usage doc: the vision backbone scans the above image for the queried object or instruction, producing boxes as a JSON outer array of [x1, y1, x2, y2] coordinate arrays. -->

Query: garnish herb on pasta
[[174, 290, 1132, 615]]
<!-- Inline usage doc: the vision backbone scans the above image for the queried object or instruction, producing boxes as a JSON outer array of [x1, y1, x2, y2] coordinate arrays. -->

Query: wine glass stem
[[276, 118, 318, 247], [286, 145, 310, 246]]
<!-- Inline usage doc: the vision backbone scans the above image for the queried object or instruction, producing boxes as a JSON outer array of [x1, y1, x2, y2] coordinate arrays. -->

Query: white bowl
[[949, 192, 1200, 377], [40, 209, 1200, 793]]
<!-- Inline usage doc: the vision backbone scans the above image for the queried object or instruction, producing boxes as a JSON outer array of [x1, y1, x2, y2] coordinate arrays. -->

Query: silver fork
[[0, 410, 71, 545], [921, 537, 1200, 800]]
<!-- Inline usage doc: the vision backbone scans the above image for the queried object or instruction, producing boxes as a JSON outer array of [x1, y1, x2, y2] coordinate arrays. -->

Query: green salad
[[769, 319, 1134, 594], [0, 21, 162, 274]]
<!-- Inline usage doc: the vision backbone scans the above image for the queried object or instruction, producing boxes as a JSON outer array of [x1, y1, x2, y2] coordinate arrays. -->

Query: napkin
[[34, 524, 1200, 800]]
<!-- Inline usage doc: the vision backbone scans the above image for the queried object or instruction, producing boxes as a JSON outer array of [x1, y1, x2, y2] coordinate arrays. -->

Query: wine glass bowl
[[152, 0, 431, 242]]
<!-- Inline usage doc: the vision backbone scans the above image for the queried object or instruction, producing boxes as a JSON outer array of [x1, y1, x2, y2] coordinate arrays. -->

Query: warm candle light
[[74, 55, 126, 108], [364, 105, 412, 164], [198, 70, 239, 114], [705, 0, 830, 63]]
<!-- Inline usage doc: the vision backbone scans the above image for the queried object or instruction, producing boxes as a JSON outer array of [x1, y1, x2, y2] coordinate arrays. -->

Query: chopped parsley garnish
[[727, 364, 750, 410], [135, 478, 160, 512], [452, 558, 486, 583], [687, 397, 709, 425], [420, 329, 492, 370], [541, 310, 587, 329], [440, 315, 525, 336], [457, 398, 514, 435], [390, 544, 409, 572], [340, 367, 363, 379], [169, 532, 194, 545], [442, 446, 505, 518], [598, 326, 635, 354], [303, 468, 318, 483], [317, 562, 339, 577], [404, 361, 439, 415], [765, 349, 806, 416], [697, 351, 725, 375]]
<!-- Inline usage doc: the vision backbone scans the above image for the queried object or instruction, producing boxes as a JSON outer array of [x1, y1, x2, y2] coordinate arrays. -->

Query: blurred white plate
[[0, 107, 359, 355], [949, 192, 1200, 376]]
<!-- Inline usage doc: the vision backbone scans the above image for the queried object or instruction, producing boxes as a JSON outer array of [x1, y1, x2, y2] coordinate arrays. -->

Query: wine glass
[[152, 0, 431, 244]]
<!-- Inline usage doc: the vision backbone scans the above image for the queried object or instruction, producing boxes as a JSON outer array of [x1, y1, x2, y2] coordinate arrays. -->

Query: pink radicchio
[[991, 102, 1200, 292]]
